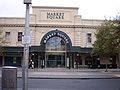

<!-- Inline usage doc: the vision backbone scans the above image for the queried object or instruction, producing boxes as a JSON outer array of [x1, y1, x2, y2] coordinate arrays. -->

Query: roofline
[[82, 19, 104, 21], [32, 6, 79, 10], [0, 17, 24, 19]]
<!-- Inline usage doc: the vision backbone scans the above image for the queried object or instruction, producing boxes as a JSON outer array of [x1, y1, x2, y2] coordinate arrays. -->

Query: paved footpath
[[1, 68, 120, 90], [1, 68, 120, 79], [19, 68, 120, 79]]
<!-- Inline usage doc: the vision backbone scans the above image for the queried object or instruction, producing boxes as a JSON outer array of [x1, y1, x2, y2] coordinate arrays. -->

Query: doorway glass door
[[46, 52, 65, 68], [45, 36, 66, 68]]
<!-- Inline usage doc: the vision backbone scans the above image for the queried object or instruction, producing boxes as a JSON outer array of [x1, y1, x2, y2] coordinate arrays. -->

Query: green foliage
[[92, 19, 120, 56]]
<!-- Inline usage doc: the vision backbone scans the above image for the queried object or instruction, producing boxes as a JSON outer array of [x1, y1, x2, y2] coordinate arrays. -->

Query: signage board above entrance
[[43, 31, 69, 44], [47, 12, 64, 20]]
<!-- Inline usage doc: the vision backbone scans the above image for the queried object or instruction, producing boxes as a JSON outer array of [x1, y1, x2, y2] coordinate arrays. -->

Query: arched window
[[46, 36, 66, 51]]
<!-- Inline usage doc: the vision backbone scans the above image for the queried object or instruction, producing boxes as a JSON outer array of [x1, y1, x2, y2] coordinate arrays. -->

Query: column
[[2, 54, 4, 66], [45, 53, 47, 68], [81, 55, 85, 67]]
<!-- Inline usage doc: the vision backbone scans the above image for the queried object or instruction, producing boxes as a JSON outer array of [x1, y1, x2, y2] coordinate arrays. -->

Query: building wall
[[32, 6, 78, 25], [0, 6, 103, 47], [0, 6, 118, 69]]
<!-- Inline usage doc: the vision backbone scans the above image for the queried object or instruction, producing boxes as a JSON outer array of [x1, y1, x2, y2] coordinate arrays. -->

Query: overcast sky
[[0, 0, 120, 19]]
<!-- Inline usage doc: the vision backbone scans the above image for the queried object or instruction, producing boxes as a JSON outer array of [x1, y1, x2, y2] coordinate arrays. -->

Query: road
[[14, 78, 120, 90]]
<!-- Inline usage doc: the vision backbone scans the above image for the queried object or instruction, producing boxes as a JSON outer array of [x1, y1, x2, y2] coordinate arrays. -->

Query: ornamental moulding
[[0, 24, 97, 29]]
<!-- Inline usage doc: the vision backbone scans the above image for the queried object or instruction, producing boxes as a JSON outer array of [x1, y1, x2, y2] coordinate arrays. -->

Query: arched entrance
[[41, 29, 72, 68], [45, 36, 66, 67]]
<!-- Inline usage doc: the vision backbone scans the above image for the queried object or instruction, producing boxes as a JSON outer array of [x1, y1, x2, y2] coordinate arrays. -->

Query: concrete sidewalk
[[17, 68, 120, 79], [1, 68, 120, 79]]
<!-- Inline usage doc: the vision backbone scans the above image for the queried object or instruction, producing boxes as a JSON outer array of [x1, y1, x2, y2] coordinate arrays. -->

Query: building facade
[[0, 6, 118, 68]]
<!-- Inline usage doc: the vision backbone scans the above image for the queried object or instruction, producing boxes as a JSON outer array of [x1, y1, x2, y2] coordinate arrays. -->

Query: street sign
[[22, 36, 31, 45]]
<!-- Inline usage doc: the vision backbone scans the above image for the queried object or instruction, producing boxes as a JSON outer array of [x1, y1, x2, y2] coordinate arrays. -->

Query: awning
[[1, 46, 92, 54], [69, 46, 92, 53]]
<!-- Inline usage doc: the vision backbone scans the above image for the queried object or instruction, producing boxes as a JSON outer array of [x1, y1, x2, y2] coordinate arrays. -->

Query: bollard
[[2, 66, 17, 90]]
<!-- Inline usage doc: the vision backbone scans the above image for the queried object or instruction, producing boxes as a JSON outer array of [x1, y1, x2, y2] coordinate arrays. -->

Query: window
[[85, 57, 92, 65], [5, 32, 10, 42], [46, 37, 66, 51], [18, 32, 22, 41], [87, 33, 92, 43], [75, 54, 82, 65]]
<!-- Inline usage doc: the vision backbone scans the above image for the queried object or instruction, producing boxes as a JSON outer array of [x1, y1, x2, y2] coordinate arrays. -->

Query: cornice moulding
[[0, 24, 98, 29]]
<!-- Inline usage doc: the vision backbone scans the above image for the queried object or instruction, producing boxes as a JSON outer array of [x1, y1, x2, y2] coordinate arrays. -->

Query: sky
[[0, 0, 120, 19]]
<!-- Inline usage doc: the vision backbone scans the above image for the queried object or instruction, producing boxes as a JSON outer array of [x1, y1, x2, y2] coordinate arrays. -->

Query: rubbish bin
[[2, 66, 17, 90]]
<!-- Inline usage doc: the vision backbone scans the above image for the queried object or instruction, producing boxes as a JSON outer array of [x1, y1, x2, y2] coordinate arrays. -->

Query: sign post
[[22, 0, 32, 90]]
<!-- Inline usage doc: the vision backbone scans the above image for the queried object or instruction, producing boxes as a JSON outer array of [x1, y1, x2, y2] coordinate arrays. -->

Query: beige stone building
[[0, 6, 118, 68]]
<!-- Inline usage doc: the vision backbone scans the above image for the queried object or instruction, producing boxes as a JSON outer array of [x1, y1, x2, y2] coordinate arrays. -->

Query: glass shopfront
[[45, 36, 67, 68]]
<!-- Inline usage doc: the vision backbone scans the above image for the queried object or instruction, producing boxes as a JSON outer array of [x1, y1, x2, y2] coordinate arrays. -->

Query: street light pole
[[22, 0, 32, 90]]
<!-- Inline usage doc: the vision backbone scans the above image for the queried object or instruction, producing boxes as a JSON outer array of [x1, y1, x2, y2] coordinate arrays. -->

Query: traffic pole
[[22, 0, 32, 90]]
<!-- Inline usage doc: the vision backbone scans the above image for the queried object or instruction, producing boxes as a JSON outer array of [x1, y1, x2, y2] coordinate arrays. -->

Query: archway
[[40, 29, 72, 68], [41, 29, 72, 49]]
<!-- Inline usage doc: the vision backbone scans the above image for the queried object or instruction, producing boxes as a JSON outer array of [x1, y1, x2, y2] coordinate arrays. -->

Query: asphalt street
[[1, 78, 120, 90], [0, 68, 120, 90]]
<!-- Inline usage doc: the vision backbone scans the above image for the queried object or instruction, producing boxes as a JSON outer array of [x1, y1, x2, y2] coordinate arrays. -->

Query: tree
[[112, 19, 120, 68], [93, 20, 116, 55], [92, 18, 120, 68]]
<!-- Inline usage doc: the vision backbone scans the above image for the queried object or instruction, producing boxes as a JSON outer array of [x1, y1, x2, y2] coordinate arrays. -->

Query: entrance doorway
[[40, 30, 72, 68], [46, 52, 66, 68], [45, 36, 67, 68]]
